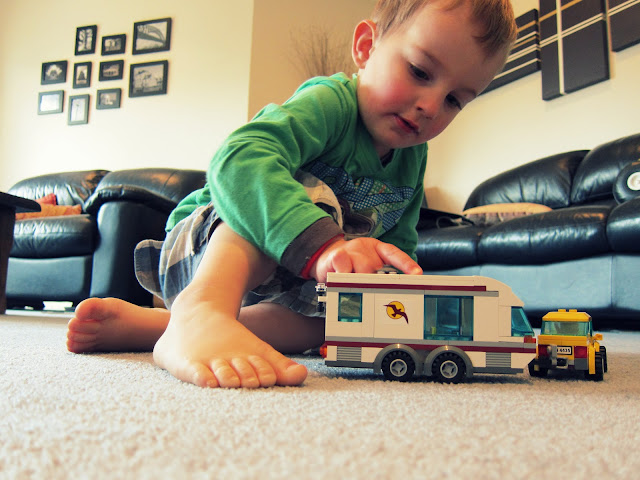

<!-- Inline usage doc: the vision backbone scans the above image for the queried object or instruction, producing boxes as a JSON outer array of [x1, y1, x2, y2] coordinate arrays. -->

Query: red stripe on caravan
[[327, 341, 535, 354], [326, 282, 487, 292]]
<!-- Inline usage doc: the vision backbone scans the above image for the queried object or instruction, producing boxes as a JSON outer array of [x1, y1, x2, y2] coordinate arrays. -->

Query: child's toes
[[272, 357, 307, 386], [230, 358, 262, 388], [67, 318, 99, 334], [247, 356, 277, 387], [170, 360, 219, 388], [209, 358, 242, 388]]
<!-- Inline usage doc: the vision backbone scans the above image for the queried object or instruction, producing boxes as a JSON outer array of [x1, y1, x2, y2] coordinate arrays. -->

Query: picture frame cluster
[[38, 18, 172, 126]]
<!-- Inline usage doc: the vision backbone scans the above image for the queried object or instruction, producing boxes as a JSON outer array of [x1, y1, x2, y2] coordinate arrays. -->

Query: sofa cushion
[[571, 133, 640, 205], [464, 150, 587, 210], [8, 170, 109, 206], [477, 206, 611, 264], [416, 226, 483, 269], [37, 193, 57, 205], [16, 204, 82, 220], [607, 197, 640, 253], [462, 202, 552, 227], [11, 215, 97, 258]]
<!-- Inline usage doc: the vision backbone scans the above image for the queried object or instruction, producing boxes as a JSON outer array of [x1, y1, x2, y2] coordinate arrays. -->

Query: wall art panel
[[484, 9, 541, 94]]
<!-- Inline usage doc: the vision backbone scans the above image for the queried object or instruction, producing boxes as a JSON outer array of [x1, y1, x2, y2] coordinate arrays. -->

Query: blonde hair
[[371, 0, 517, 57]]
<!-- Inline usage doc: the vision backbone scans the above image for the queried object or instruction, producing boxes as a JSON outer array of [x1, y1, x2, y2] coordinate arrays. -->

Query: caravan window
[[338, 293, 362, 323], [511, 307, 534, 337], [424, 296, 473, 340]]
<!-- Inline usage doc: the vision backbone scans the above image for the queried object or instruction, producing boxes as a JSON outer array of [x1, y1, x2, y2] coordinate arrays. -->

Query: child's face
[[355, 0, 507, 157]]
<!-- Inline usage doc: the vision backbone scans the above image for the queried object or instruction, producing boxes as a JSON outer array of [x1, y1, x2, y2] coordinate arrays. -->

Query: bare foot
[[153, 302, 308, 389], [67, 297, 169, 353]]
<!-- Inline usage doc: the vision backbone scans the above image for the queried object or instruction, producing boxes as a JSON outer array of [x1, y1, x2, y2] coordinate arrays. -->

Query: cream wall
[[0, 0, 254, 191], [425, 0, 640, 212], [248, 0, 374, 119]]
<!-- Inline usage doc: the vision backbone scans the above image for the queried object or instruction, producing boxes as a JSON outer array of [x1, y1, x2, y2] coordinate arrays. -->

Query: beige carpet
[[1, 311, 639, 479]]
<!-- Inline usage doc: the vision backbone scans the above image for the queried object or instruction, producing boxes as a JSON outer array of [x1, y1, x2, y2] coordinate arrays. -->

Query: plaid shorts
[[134, 173, 342, 315]]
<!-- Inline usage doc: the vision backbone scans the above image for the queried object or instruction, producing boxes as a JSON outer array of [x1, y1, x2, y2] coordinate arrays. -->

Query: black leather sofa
[[7, 133, 640, 327], [416, 133, 640, 328], [7, 168, 205, 308]]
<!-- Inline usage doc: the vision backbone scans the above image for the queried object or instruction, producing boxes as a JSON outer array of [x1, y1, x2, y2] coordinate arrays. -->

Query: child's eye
[[446, 94, 462, 110], [409, 64, 429, 81]]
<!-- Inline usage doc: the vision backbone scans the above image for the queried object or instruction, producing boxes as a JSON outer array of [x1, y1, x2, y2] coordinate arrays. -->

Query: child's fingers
[[329, 249, 354, 274], [311, 247, 353, 282], [374, 242, 423, 275]]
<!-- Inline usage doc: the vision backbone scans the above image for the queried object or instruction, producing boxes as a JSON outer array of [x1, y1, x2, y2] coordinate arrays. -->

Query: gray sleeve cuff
[[280, 217, 343, 276]]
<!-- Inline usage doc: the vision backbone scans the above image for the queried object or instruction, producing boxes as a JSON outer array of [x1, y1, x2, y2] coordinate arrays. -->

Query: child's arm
[[207, 78, 353, 275], [308, 237, 423, 283]]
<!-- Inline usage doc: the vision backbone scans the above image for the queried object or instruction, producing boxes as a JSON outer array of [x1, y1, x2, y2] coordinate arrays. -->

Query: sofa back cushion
[[464, 150, 587, 210], [9, 170, 109, 206], [570, 133, 640, 205]]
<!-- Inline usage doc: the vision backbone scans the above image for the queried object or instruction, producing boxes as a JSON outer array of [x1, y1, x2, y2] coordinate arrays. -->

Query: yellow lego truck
[[528, 309, 607, 381]]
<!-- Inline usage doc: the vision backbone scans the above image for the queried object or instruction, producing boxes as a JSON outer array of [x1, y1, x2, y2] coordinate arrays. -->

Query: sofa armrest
[[84, 168, 206, 215], [8, 170, 110, 206], [613, 161, 640, 204], [570, 132, 640, 205]]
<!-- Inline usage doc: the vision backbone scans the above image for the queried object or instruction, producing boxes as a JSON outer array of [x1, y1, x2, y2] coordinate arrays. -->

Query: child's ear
[[352, 20, 377, 69]]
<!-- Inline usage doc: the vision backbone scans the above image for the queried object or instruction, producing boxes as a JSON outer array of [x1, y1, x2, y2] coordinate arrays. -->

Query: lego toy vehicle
[[528, 309, 607, 381], [316, 272, 537, 383]]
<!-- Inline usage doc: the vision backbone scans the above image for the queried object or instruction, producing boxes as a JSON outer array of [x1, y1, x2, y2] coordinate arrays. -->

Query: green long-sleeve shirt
[[167, 73, 427, 276]]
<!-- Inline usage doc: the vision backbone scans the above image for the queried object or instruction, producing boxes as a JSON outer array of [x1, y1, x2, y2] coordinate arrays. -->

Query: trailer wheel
[[381, 351, 415, 382], [432, 352, 466, 384]]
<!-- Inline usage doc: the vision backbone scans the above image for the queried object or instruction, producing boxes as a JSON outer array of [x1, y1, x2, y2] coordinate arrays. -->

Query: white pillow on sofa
[[462, 202, 552, 227]]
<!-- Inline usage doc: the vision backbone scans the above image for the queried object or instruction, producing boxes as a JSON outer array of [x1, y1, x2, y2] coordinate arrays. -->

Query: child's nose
[[416, 91, 443, 119]]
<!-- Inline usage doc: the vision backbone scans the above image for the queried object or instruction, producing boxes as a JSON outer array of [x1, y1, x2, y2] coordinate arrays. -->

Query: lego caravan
[[316, 272, 537, 383]]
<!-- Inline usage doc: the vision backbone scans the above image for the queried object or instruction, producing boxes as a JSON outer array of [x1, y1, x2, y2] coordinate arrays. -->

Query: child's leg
[[66, 297, 324, 355], [152, 222, 308, 388], [239, 302, 325, 354]]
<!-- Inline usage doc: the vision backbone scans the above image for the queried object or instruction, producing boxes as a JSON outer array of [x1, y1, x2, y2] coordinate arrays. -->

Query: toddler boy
[[67, 0, 516, 388]]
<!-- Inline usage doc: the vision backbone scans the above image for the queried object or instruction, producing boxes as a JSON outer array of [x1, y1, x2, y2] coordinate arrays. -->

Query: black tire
[[528, 361, 548, 378], [587, 352, 604, 381], [600, 346, 608, 373], [381, 351, 415, 382], [432, 352, 466, 384]]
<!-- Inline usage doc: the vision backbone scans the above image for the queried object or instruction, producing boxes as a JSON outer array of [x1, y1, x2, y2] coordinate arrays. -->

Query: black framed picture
[[102, 34, 126, 55], [97, 88, 122, 109], [38, 91, 64, 115], [41, 60, 68, 85], [73, 62, 92, 88], [75, 25, 97, 55], [99, 60, 124, 81], [68, 94, 90, 125], [132, 18, 172, 54], [129, 60, 168, 97]]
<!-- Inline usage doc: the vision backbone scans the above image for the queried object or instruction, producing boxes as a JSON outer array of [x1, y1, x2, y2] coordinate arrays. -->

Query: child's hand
[[309, 237, 422, 283]]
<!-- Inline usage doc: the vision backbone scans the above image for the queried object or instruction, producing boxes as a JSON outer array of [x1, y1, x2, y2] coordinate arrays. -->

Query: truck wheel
[[432, 352, 466, 384], [600, 346, 608, 373], [381, 351, 415, 382], [528, 361, 548, 378], [587, 353, 604, 381]]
